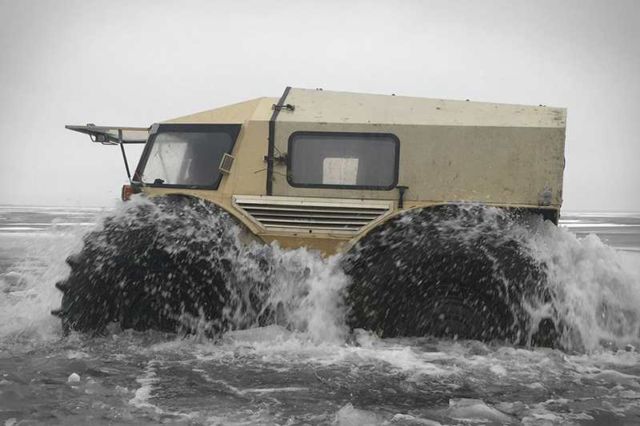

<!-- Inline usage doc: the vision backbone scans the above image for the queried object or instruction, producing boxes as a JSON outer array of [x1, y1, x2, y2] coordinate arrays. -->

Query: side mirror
[[219, 153, 235, 174]]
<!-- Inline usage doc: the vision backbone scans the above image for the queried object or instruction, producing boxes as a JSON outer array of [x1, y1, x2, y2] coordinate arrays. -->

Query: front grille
[[232, 195, 393, 233]]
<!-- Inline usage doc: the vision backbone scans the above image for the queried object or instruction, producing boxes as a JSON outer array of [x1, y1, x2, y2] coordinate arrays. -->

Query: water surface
[[1, 206, 640, 425]]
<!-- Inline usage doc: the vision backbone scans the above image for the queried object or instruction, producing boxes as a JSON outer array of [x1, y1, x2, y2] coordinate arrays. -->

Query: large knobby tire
[[342, 205, 556, 345], [52, 196, 272, 335]]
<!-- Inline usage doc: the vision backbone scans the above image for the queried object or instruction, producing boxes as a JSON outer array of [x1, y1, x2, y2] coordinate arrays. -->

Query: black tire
[[342, 205, 556, 345], [52, 196, 272, 335]]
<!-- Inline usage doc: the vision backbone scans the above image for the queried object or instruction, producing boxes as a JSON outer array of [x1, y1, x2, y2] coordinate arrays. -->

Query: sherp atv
[[53, 87, 566, 344]]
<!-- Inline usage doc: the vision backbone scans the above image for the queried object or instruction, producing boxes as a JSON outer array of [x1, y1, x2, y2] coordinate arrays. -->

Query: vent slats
[[233, 195, 392, 234], [251, 217, 372, 225], [242, 209, 383, 220], [257, 223, 363, 231], [237, 205, 388, 215]]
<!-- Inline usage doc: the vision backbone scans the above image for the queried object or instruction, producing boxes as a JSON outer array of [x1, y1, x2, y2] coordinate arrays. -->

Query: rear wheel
[[52, 196, 271, 335], [342, 205, 555, 345]]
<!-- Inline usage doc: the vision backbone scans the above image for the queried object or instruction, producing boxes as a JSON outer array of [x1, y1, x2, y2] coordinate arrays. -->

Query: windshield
[[136, 124, 240, 188]]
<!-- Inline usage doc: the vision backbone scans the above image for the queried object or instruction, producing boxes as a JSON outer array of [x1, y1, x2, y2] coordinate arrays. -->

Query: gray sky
[[1, 0, 639, 211]]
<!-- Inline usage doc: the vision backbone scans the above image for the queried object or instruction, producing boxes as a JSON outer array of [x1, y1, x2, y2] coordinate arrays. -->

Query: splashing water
[[0, 209, 91, 344], [527, 220, 640, 351], [1, 201, 639, 350], [1, 203, 640, 424], [21, 197, 352, 343], [262, 246, 349, 344]]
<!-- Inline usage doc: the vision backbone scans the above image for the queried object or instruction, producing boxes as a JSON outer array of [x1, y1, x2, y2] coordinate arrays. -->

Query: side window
[[288, 132, 399, 189]]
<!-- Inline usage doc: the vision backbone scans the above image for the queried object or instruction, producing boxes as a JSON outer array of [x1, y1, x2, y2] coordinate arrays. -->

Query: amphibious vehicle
[[53, 87, 566, 343]]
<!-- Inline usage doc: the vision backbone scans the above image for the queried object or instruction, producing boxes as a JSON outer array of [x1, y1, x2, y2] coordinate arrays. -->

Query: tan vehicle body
[[72, 88, 567, 255]]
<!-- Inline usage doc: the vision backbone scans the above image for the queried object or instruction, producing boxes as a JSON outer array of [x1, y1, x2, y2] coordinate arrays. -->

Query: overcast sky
[[0, 0, 638, 211]]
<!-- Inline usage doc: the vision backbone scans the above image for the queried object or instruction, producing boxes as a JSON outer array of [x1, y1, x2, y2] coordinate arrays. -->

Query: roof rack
[[65, 124, 149, 145]]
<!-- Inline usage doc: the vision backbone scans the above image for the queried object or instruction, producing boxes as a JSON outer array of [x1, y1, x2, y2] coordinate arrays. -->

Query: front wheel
[[52, 196, 271, 335]]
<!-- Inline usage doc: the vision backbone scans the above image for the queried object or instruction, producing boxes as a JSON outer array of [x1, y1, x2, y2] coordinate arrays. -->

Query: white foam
[[527, 223, 640, 351], [489, 364, 507, 376], [129, 360, 162, 413], [0, 230, 86, 343], [589, 369, 640, 387], [224, 324, 292, 343], [263, 245, 349, 344], [446, 398, 512, 423], [334, 403, 383, 426], [242, 387, 308, 394], [2, 200, 640, 361], [390, 414, 442, 425]]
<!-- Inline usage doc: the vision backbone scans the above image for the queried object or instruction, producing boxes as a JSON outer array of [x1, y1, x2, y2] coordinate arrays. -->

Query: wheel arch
[[142, 192, 267, 245], [344, 203, 559, 254]]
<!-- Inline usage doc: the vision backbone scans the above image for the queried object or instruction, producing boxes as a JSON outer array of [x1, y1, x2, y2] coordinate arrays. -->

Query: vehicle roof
[[163, 88, 566, 129], [281, 88, 566, 128], [163, 97, 276, 124]]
